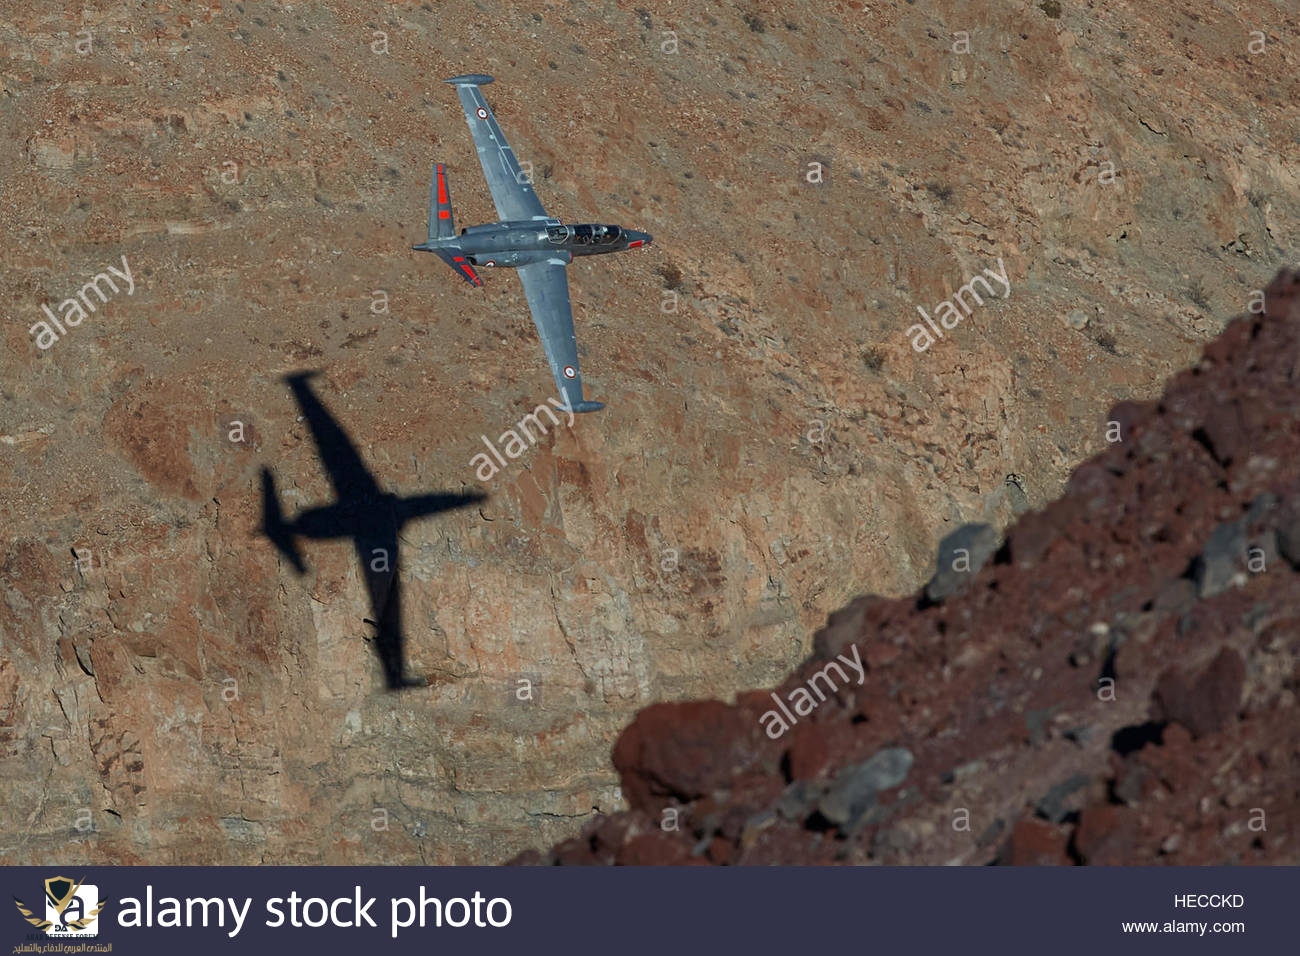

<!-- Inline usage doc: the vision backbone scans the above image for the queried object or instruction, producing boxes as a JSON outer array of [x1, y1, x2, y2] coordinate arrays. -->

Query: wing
[[13, 898, 53, 931], [516, 261, 604, 413], [445, 75, 549, 222]]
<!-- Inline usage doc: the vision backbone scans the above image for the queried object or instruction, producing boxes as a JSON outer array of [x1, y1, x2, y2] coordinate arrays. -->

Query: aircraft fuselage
[[448, 220, 652, 268]]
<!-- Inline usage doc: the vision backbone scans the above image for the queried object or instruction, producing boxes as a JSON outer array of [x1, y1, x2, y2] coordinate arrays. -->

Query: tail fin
[[411, 163, 482, 286], [427, 163, 455, 241], [260, 467, 308, 575]]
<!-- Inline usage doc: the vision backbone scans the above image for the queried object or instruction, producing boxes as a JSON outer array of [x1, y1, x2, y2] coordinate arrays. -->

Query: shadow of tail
[[261, 467, 308, 575]]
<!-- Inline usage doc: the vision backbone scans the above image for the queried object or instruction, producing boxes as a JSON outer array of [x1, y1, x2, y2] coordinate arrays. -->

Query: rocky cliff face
[[1, 2, 1297, 864], [525, 270, 1300, 865]]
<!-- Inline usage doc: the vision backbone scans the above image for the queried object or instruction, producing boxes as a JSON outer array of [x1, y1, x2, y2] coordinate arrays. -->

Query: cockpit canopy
[[547, 224, 622, 245]]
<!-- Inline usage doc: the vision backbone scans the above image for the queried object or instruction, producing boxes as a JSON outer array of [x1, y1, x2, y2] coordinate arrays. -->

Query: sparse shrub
[[862, 346, 886, 371], [926, 182, 954, 202], [1039, 0, 1063, 18], [657, 263, 684, 291]]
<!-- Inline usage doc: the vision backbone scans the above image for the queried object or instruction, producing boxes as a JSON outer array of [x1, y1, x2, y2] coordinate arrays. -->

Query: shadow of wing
[[285, 370, 381, 501], [395, 490, 487, 523]]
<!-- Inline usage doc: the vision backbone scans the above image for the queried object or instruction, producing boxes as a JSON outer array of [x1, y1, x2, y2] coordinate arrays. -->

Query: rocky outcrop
[[523, 270, 1300, 865]]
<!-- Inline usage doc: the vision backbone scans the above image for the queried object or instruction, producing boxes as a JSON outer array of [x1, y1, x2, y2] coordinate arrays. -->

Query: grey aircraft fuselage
[[441, 219, 650, 269]]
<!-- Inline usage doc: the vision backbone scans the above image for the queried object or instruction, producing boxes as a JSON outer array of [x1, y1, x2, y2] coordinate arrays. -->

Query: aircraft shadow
[[259, 370, 485, 690]]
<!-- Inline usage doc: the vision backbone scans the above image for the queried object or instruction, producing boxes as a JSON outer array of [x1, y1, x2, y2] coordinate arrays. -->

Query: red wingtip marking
[[438, 209, 451, 219], [437, 174, 449, 205]]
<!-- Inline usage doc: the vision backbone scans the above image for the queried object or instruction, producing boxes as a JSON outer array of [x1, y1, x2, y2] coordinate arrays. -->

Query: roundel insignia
[[563, 365, 577, 379], [476, 108, 488, 119], [485, 260, 496, 267]]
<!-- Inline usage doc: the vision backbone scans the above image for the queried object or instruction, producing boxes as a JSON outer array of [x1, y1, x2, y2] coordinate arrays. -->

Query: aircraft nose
[[628, 230, 653, 248]]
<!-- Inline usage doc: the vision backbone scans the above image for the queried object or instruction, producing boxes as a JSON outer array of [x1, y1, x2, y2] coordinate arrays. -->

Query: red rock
[[613, 831, 700, 866], [612, 701, 763, 809], [1113, 759, 1163, 806], [999, 819, 1072, 866], [1153, 646, 1245, 739], [786, 719, 883, 782], [1072, 806, 1137, 866], [706, 836, 735, 864]]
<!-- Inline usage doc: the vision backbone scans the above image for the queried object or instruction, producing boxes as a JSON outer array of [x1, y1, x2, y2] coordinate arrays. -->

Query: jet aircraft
[[414, 73, 653, 413], [261, 370, 485, 689]]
